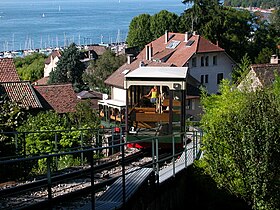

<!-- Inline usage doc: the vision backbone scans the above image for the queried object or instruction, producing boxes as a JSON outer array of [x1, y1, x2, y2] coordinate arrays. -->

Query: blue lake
[[0, 0, 186, 51]]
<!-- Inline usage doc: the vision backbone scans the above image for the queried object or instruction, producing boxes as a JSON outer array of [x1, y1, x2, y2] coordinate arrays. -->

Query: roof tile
[[34, 84, 78, 113], [0, 58, 20, 82], [0, 81, 42, 109]]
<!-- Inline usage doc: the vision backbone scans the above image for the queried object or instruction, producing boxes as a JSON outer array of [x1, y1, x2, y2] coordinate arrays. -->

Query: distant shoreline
[[234, 6, 275, 14]]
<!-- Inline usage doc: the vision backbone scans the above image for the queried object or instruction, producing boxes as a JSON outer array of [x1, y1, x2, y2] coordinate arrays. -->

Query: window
[[201, 56, 204, 66], [166, 40, 180, 49], [205, 74, 208, 83], [205, 56, 209, 66], [213, 55, 217, 65], [186, 40, 195, 46], [192, 57, 197, 67], [217, 73, 223, 84], [200, 75, 204, 84]]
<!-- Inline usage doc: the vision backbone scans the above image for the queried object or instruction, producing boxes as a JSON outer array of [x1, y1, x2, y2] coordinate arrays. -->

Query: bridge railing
[[0, 127, 203, 210]]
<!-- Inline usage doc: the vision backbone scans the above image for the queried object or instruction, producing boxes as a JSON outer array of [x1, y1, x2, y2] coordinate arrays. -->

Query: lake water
[[0, 0, 186, 52]]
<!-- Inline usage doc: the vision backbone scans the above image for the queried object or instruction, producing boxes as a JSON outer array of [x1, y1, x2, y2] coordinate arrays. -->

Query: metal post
[[172, 135, 175, 177], [112, 127, 114, 155], [193, 131, 195, 161], [90, 150, 95, 210], [185, 147, 188, 168], [80, 131, 84, 164], [152, 139, 155, 172], [195, 131, 198, 157], [156, 138, 159, 184], [54, 133, 58, 170], [15, 133, 18, 155], [121, 141, 126, 206], [23, 132, 26, 157], [47, 156, 52, 201]]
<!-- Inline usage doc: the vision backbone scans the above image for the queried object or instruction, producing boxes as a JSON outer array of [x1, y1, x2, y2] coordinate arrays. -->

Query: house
[[77, 90, 103, 109], [238, 63, 280, 91], [34, 84, 78, 113], [0, 58, 43, 110], [100, 31, 234, 124], [43, 50, 61, 78]]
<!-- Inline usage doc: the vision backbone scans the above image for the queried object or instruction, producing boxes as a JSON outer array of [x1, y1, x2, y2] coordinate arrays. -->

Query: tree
[[126, 14, 153, 49], [48, 43, 85, 90], [150, 10, 180, 39], [83, 49, 126, 92], [181, 1, 254, 62], [14, 53, 47, 82], [232, 53, 252, 83], [200, 80, 280, 210], [255, 47, 274, 64], [69, 100, 100, 129], [0, 96, 25, 157]]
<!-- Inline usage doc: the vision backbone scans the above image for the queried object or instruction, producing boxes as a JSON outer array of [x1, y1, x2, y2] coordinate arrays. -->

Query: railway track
[[0, 149, 154, 210]]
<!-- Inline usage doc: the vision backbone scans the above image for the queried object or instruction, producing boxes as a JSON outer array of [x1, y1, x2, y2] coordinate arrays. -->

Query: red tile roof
[[33, 77, 49, 85], [45, 50, 61, 65], [0, 81, 42, 109], [0, 58, 20, 82], [105, 32, 225, 88], [34, 84, 78, 113], [86, 45, 107, 56]]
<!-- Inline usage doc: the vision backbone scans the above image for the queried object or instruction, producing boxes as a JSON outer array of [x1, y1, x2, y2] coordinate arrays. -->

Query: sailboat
[[58, 5, 61, 12], [42, 13, 45, 18]]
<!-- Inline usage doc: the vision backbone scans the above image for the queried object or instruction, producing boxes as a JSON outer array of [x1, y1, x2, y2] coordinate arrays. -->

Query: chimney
[[184, 32, 192, 42], [145, 45, 150, 60], [127, 54, 133, 64], [165, 30, 169, 44], [148, 44, 153, 60], [270, 55, 279, 64]]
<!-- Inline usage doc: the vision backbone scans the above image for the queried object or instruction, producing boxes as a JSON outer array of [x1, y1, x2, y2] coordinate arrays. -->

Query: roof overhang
[[124, 67, 188, 90], [98, 99, 126, 109]]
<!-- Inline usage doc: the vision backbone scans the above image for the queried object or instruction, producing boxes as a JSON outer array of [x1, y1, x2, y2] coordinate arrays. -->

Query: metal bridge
[[0, 127, 202, 210]]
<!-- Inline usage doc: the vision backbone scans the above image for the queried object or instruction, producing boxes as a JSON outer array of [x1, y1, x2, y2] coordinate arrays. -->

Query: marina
[[0, 0, 185, 53]]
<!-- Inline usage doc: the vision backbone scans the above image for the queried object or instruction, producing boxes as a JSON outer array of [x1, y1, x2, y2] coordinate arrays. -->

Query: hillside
[[224, 0, 279, 9]]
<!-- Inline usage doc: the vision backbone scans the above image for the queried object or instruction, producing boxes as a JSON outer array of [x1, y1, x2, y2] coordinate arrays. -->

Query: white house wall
[[112, 87, 126, 102], [189, 52, 234, 94], [44, 56, 60, 77]]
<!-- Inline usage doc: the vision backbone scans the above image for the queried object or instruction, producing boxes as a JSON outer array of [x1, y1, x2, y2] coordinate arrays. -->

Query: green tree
[[200, 80, 280, 210], [83, 49, 126, 92], [232, 53, 252, 83], [0, 96, 25, 157], [255, 47, 274, 64], [69, 100, 101, 129], [150, 10, 180, 39], [14, 53, 47, 82], [48, 43, 85, 90], [126, 14, 153, 49]]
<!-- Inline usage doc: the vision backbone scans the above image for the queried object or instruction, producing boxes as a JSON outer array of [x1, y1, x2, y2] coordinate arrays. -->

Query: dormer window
[[186, 40, 194, 47], [166, 40, 180, 49]]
